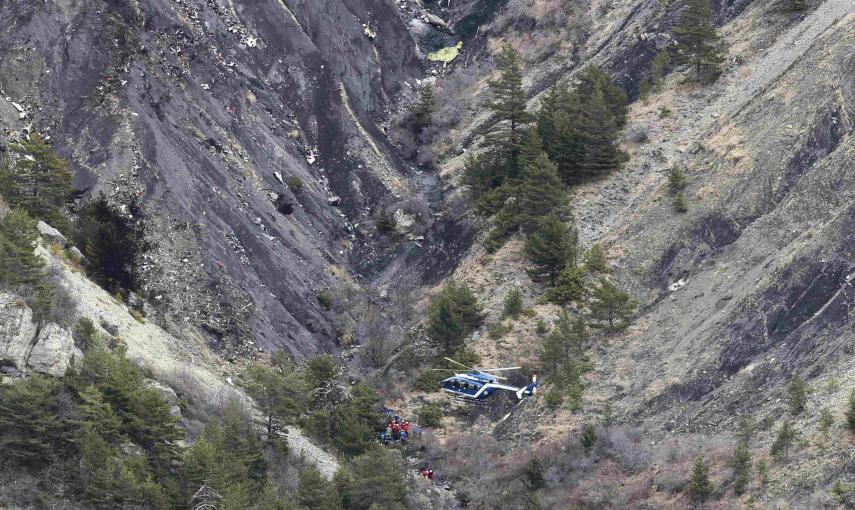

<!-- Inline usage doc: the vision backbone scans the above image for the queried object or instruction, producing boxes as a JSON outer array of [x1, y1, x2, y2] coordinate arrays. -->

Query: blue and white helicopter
[[436, 357, 538, 403]]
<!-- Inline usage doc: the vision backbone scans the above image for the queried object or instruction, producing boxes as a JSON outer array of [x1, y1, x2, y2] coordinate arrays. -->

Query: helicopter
[[435, 358, 537, 402]]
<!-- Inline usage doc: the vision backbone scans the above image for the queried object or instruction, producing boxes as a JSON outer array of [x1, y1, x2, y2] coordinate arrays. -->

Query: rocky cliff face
[[0, 0, 454, 358]]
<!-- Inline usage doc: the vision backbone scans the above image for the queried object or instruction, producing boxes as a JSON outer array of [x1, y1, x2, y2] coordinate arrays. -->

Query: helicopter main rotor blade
[[474, 366, 522, 372], [444, 357, 471, 369]]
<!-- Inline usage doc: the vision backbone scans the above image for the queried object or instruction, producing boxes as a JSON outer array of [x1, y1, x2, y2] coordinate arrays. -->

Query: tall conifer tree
[[673, 0, 725, 82]]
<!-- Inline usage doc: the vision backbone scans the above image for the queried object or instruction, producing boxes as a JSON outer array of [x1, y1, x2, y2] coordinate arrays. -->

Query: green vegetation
[[540, 312, 589, 411], [287, 175, 304, 192], [546, 264, 586, 306], [580, 423, 597, 452], [730, 442, 752, 495], [74, 193, 152, 295], [673, 191, 688, 213], [0, 135, 73, 230], [0, 209, 53, 321], [788, 375, 808, 414], [316, 290, 333, 310], [426, 280, 483, 354], [523, 457, 546, 490], [667, 166, 688, 193], [503, 287, 524, 318], [650, 50, 671, 92], [417, 402, 443, 428], [771, 420, 796, 461], [584, 244, 609, 273], [243, 352, 306, 443], [525, 212, 577, 286], [689, 456, 713, 502], [409, 81, 436, 134], [846, 390, 855, 433], [588, 277, 637, 331], [673, 0, 725, 83]]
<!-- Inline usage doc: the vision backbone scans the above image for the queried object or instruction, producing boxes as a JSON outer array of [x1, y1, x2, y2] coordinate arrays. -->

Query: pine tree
[[523, 457, 546, 490], [0, 209, 45, 288], [409, 81, 435, 134], [243, 359, 305, 442], [673, 191, 688, 212], [519, 125, 545, 175], [668, 166, 688, 193], [588, 278, 637, 331], [444, 280, 483, 332], [298, 465, 342, 510], [74, 193, 152, 294], [78, 425, 120, 505], [845, 390, 855, 433], [426, 294, 464, 354], [572, 87, 622, 181], [574, 65, 628, 128], [737, 413, 756, 445], [349, 449, 409, 510], [771, 420, 796, 461], [540, 311, 587, 370], [503, 288, 524, 318], [730, 441, 752, 495], [0, 374, 65, 466], [0, 135, 73, 230], [484, 44, 532, 181], [580, 423, 597, 452], [638, 77, 651, 101], [333, 405, 375, 458], [546, 264, 586, 305], [651, 50, 671, 91], [584, 244, 609, 273], [76, 384, 123, 444], [536, 84, 566, 156], [525, 212, 576, 285], [673, 0, 725, 83], [689, 456, 713, 502], [788, 376, 808, 414], [517, 153, 567, 233]]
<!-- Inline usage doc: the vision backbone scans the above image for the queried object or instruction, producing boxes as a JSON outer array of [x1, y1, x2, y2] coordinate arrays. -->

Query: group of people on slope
[[379, 407, 417, 445]]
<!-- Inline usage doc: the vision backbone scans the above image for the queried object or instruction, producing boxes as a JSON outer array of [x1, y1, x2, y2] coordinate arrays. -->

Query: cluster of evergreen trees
[[0, 136, 75, 322], [464, 46, 627, 220], [0, 319, 412, 509], [0, 319, 182, 507], [0, 136, 152, 308]]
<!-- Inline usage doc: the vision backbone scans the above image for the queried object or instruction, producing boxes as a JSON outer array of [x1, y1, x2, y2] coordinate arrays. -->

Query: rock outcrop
[[0, 292, 81, 378]]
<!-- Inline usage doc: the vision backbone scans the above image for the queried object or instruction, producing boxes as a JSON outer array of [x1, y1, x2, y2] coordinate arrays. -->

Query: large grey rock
[[143, 379, 178, 406], [36, 221, 67, 247], [0, 292, 36, 376], [28, 323, 81, 377]]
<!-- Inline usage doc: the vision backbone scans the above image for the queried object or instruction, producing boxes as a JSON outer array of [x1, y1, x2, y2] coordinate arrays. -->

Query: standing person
[[391, 421, 401, 441], [402, 420, 411, 435]]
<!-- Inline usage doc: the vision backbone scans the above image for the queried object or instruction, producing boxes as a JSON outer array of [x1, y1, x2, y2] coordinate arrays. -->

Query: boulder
[[0, 292, 36, 376], [28, 323, 81, 377], [67, 246, 86, 263], [393, 209, 417, 235], [37, 221, 67, 247], [143, 379, 178, 405]]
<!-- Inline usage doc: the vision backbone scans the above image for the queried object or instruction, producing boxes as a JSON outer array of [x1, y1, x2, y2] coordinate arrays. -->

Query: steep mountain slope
[[394, 0, 855, 507], [0, 0, 448, 358]]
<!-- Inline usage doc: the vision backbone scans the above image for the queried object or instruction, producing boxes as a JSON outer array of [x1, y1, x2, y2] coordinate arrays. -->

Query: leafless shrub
[[625, 124, 649, 144], [596, 426, 656, 472]]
